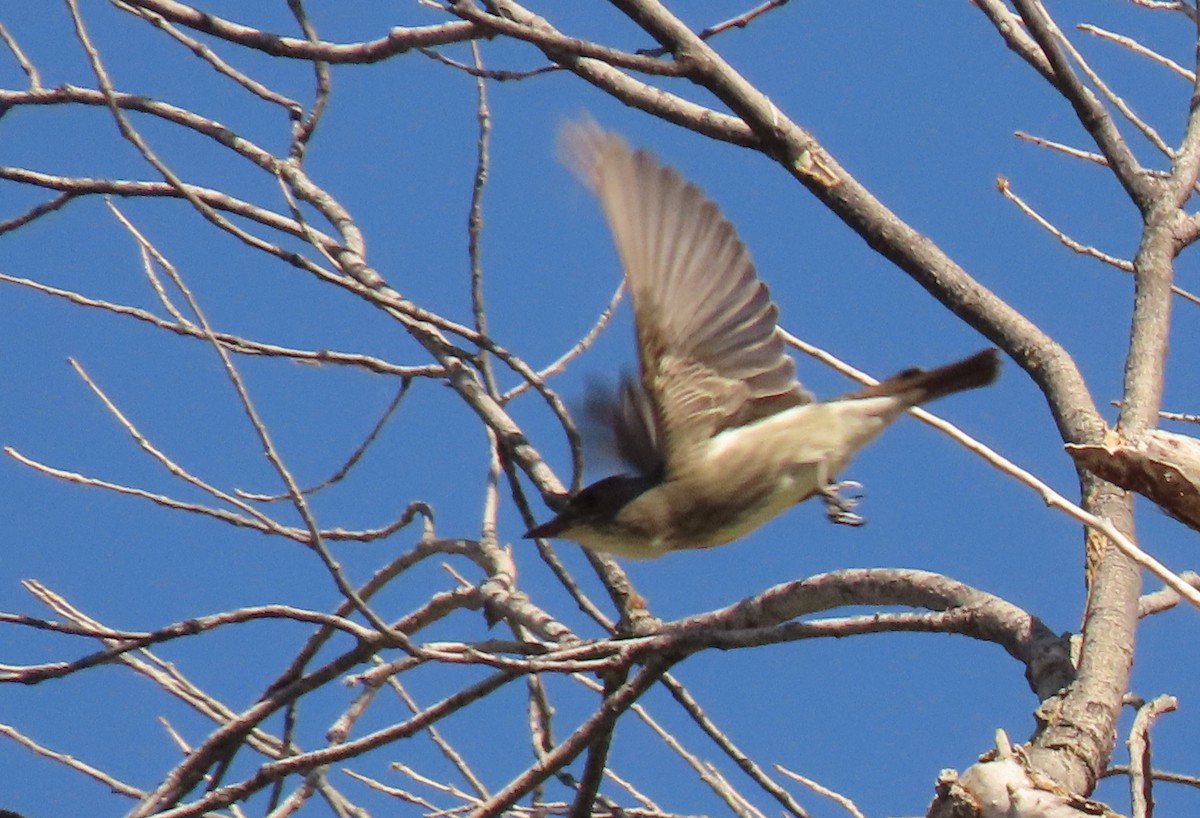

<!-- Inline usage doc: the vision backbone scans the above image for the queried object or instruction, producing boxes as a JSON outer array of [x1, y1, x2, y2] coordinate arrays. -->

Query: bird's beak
[[524, 514, 569, 539]]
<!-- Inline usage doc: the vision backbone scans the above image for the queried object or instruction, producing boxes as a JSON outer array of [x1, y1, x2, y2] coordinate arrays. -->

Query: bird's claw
[[821, 480, 864, 527]]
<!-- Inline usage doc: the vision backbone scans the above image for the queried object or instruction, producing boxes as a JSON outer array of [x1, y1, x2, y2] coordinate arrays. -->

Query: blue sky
[[2, 2, 1198, 816]]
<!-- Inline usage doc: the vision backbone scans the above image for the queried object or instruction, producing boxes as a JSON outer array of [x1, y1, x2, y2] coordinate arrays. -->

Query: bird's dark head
[[524, 475, 654, 545]]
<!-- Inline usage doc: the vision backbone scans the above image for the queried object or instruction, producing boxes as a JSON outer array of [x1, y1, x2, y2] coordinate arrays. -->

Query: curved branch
[[122, 0, 481, 62], [660, 568, 1072, 700]]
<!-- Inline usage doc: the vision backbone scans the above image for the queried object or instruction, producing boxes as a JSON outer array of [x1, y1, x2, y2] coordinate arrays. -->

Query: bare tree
[[1, 2, 1198, 817]]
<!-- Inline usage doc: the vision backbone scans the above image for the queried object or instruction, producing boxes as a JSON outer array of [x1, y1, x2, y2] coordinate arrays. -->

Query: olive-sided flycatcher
[[525, 120, 999, 558]]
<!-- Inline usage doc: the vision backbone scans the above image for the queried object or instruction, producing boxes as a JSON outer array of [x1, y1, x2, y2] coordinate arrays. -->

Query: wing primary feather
[[560, 117, 813, 471]]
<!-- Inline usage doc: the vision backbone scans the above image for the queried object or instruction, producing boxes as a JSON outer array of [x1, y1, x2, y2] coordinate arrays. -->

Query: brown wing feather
[[560, 119, 811, 473]]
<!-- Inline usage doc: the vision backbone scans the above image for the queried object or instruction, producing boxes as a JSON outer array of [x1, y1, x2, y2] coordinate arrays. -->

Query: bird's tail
[[838, 348, 1000, 406]]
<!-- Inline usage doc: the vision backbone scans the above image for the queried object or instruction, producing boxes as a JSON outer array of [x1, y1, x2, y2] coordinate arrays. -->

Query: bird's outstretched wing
[[561, 119, 811, 476]]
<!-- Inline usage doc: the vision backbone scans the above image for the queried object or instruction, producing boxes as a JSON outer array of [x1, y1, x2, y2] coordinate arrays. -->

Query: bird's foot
[[820, 480, 865, 527]]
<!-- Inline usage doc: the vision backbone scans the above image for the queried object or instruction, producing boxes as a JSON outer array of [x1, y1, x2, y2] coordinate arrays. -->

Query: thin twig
[[469, 40, 499, 398], [0, 724, 143, 797], [996, 174, 1135, 270], [1128, 694, 1178, 818], [113, 0, 304, 111], [418, 45, 560, 80], [775, 765, 865, 818], [285, 0, 330, 153], [1078, 23, 1194, 81], [237, 377, 414, 502], [0, 270, 439, 376], [502, 281, 626, 402], [392, 681, 490, 799], [0, 22, 42, 89], [658, 673, 812, 818], [1014, 130, 1109, 165], [1103, 764, 1200, 788], [1137, 571, 1200, 617], [67, 357, 278, 529], [998, 174, 1200, 302], [1049, 17, 1173, 157], [573, 672, 787, 817]]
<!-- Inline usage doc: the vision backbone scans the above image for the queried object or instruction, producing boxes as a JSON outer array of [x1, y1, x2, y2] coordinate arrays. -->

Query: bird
[[525, 119, 999, 559]]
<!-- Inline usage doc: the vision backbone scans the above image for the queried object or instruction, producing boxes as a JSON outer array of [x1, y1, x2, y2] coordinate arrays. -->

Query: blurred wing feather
[[584, 375, 664, 479], [561, 120, 811, 473]]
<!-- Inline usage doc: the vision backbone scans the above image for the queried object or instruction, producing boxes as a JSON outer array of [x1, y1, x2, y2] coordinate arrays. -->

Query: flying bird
[[525, 120, 999, 558]]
